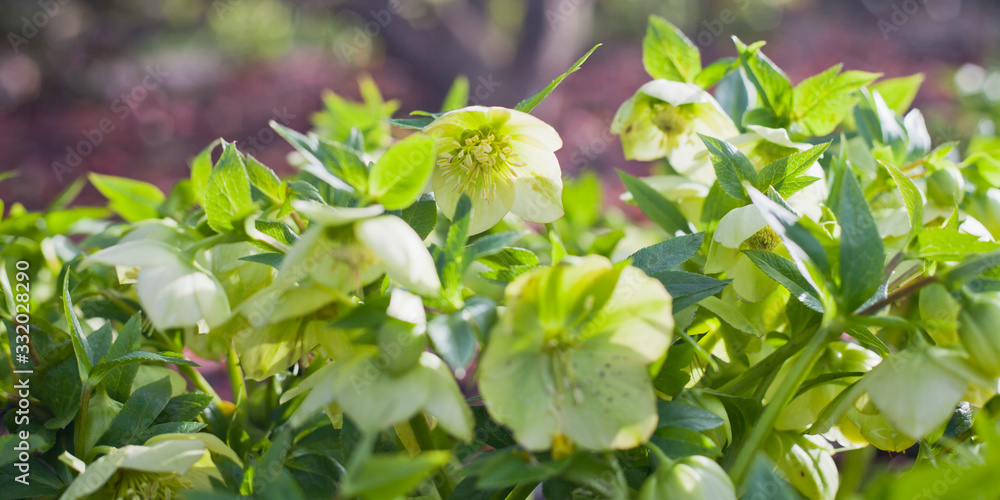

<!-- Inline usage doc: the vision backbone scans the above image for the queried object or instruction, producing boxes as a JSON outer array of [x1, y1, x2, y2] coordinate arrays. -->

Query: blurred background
[[2, 0, 1000, 210]]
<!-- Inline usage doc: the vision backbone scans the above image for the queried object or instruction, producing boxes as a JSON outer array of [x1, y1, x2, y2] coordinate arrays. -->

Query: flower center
[[110, 471, 189, 500], [742, 226, 780, 251], [437, 128, 525, 200], [651, 103, 691, 135]]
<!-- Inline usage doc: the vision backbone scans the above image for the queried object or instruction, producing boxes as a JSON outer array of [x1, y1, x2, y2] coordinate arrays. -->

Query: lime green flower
[[59, 433, 241, 500], [704, 205, 782, 302], [424, 106, 564, 234], [765, 432, 838, 500], [82, 231, 231, 332], [478, 256, 674, 452], [611, 80, 737, 176]]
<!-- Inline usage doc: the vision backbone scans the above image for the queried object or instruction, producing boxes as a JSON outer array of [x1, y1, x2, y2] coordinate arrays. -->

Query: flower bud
[[926, 167, 965, 206], [377, 319, 427, 376], [840, 395, 917, 452], [919, 283, 961, 346], [958, 293, 1000, 378], [765, 432, 838, 500], [84, 388, 123, 456], [638, 455, 737, 500]]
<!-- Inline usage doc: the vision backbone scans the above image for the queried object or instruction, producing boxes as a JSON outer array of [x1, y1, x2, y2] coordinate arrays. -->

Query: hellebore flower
[[59, 433, 241, 500], [424, 106, 564, 235], [638, 451, 736, 500], [703, 205, 782, 302], [765, 432, 839, 500], [611, 80, 738, 178], [82, 231, 231, 332], [283, 289, 474, 441], [281, 201, 440, 296], [478, 256, 674, 452]]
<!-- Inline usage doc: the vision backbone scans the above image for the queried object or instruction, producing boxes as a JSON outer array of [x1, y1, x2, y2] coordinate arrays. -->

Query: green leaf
[[137, 421, 206, 442], [272, 121, 368, 191], [246, 154, 284, 204], [427, 296, 496, 371], [368, 133, 435, 210], [651, 426, 721, 458], [832, 171, 884, 311], [205, 142, 254, 233], [694, 57, 738, 89], [383, 115, 437, 130], [394, 193, 437, 240], [742, 249, 823, 312], [880, 160, 924, 247], [240, 253, 284, 269], [61, 270, 93, 381], [642, 15, 701, 83], [97, 376, 173, 448], [286, 454, 343, 498], [699, 135, 757, 202], [747, 186, 830, 275], [467, 231, 530, 260], [792, 65, 880, 136], [189, 139, 220, 206], [515, 44, 600, 113], [88, 351, 195, 390], [436, 195, 472, 300], [618, 171, 692, 234], [871, 73, 925, 115], [341, 451, 451, 500], [88, 173, 164, 222], [755, 142, 830, 192], [743, 456, 798, 500], [699, 296, 763, 337], [918, 228, 1000, 261], [844, 325, 890, 357], [441, 75, 469, 112], [650, 270, 731, 312], [628, 232, 705, 274], [154, 393, 214, 424], [733, 37, 793, 118], [657, 400, 725, 431]]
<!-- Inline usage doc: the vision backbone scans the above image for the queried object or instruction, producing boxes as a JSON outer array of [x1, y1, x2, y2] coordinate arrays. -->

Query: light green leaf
[[342, 451, 452, 500], [515, 44, 600, 113], [733, 37, 793, 118], [246, 154, 284, 204], [871, 73, 925, 115], [368, 133, 435, 210], [204, 142, 254, 233], [61, 270, 93, 381], [699, 296, 763, 337], [88, 173, 164, 222], [918, 228, 1000, 261], [441, 75, 469, 112], [189, 139, 220, 206], [755, 142, 829, 192], [694, 57, 738, 89], [880, 160, 924, 247], [642, 15, 701, 83], [792, 65, 880, 136]]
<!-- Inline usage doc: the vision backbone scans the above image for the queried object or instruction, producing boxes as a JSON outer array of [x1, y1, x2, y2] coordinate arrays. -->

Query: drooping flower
[[638, 451, 736, 500], [424, 106, 564, 234], [704, 205, 782, 302], [82, 225, 231, 332], [59, 433, 241, 500], [765, 432, 839, 500], [611, 79, 738, 179], [478, 256, 674, 452]]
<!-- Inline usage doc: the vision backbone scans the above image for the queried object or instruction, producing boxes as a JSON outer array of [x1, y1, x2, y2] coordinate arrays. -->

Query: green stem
[[227, 343, 248, 406], [408, 415, 454, 499], [729, 324, 831, 484], [74, 388, 91, 458]]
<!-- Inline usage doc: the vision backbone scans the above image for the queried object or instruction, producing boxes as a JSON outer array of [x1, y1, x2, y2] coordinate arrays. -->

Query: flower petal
[[82, 240, 180, 268], [509, 143, 564, 223], [714, 205, 769, 248], [730, 254, 777, 302], [292, 200, 385, 227], [421, 353, 474, 441], [499, 107, 563, 151], [137, 261, 232, 330], [355, 215, 442, 295]]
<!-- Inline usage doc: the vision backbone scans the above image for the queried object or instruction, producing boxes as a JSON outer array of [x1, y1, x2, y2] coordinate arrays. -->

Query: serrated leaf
[[394, 193, 437, 240], [742, 249, 823, 312], [189, 139, 220, 206], [88, 351, 196, 390], [747, 185, 830, 275], [97, 376, 173, 448], [693, 57, 738, 89], [246, 154, 284, 204], [467, 231, 529, 260], [700, 135, 757, 201], [880, 160, 923, 246], [368, 133, 435, 210], [205, 142, 254, 233], [154, 393, 214, 424], [618, 171, 692, 234], [628, 232, 704, 274], [792, 65, 880, 136], [61, 270, 93, 381], [833, 171, 885, 311], [918, 228, 1000, 261], [88, 173, 164, 222], [650, 270, 730, 312], [733, 37, 793, 118], [642, 15, 701, 83], [755, 142, 829, 192], [515, 44, 600, 113], [844, 325, 890, 357]]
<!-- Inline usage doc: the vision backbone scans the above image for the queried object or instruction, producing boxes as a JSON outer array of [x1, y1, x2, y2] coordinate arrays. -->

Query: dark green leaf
[[619, 171, 692, 234], [742, 249, 823, 312], [97, 376, 173, 447], [61, 270, 93, 381], [733, 37, 793, 118], [650, 270, 731, 312], [651, 426, 721, 458], [204, 142, 254, 233], [155, 393, 214, 424], [844, 325, 890, 358], [628, 232, 704, 274], [700, 135, 757, 201], [240, 253, 284, 269], [88, 350, 195, 390], [833, 171, 884, 311], [103, 313, 144, 402], [467, 231, 530, 260], [657, 400, 725, 431], [397, 193, 437, 239], [747, 186, 830, 275]]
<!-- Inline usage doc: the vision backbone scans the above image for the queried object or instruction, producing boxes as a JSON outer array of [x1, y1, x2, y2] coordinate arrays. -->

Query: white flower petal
[[730, 254, 777, 302], [500, 108, 562, 151], [138, 261, 232, 330], [82, 240, 180, 268], [745, 125, 803, 149], [292, 200, 384, 227], [714, 205, 769, 248], [355, 215, 441, 295], [121, 440, 207, 474], [509, 144, 564, 224]]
